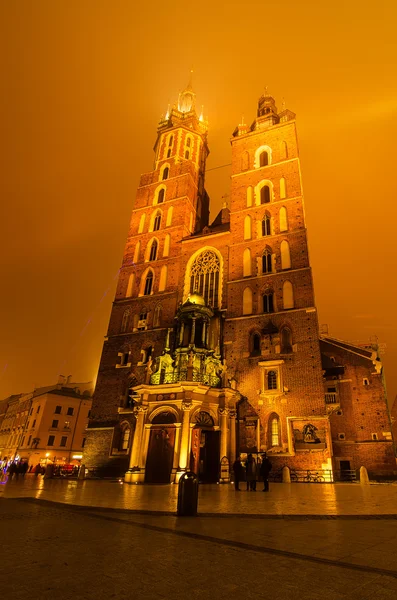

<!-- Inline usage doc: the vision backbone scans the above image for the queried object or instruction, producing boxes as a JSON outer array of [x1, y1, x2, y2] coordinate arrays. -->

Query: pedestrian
[[245, 453, 257, 491], [260, 453, 272, 492], [232, 455, 245, 491], [8, 462, 17, 480], [34, 463, 42, 477], [21, 462, 28, 477]]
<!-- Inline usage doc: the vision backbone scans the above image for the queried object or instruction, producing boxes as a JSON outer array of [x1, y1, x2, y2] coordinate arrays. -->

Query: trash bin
[[177, 471, 199, 516]]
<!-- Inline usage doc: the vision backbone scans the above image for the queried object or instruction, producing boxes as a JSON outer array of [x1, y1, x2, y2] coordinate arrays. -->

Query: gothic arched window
[[271, 416, 280, 446], [259, 151, 269, 167], [281, 327, 293, 353], [263, 291, 274, 313], [252, 333, 261, 356], [162, 167, 169, 180], [158, 189, 165, 204], [149, 240, 158, 261], [262, 248, 272, 274], [153, 212, 161, 231], [144, 272, 153, 295], [121, 426, 131, 450], [262, 212, 271, 236], [190, 250, 221, 308], [260, 185, 270, 204]]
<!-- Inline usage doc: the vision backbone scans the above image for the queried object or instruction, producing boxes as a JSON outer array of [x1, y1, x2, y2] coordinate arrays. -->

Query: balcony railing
[[150, 370, 221, 388], [325, 393, 338, 404]]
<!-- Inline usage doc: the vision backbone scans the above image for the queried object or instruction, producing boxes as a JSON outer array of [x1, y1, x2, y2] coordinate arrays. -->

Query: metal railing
[[325, 393, 338, 404], [150, 370, 221, 388]]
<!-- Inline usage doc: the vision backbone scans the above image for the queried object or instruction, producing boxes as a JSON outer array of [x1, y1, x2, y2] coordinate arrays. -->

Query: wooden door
[[145, 427, 175, 483]]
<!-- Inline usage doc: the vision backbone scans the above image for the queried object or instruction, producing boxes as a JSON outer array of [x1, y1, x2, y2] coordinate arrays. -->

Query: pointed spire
[[178, 70, 196, 113], [165, 103, 171, 119]]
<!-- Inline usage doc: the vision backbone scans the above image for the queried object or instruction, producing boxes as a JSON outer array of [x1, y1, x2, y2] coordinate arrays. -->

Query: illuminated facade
[[83, 83, 396, 482]]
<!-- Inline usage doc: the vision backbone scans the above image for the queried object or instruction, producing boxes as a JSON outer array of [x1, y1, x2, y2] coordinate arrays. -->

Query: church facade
[[83, 83, 396, 483]]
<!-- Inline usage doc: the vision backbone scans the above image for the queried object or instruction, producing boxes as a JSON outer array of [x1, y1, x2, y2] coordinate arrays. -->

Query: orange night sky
[[1, 1, 396, 405]]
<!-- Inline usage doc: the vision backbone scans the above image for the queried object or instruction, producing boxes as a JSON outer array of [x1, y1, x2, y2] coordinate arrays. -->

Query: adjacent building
[[83, 82, 396, 482], [0, 377, 93, 467]]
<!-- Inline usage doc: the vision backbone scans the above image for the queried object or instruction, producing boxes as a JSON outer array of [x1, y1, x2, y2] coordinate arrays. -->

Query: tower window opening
[[262, 249, 272, 274], [260, 185, 270, 204], [186, 137, 191, 147], [281, 327, 293, 353], [259, 151, 269, 167], [162, 167, 169, 180], [157, 189, 165, 204], [268, 371, 278, 391], [121, 427, 131, 451], [149, 240, 158, 261], [168, 135, 173, 147], [252, 333, 261, 356], [153, 213, 161, 231], [144, 272, 153, 295], [263, 292, 274, 313], [262, 213, 271, 236], [138, 313, 147, 330], [189, 250, 220, 308], [185, 150, 190, 159], [167, 149, 171, 158]]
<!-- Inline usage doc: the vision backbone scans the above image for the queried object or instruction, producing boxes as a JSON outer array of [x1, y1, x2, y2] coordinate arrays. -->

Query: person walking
[[260, 453, 272, 492], [245, 454, 257, 491], [34, 463, 42, 477], [232, 455, 245, 491]]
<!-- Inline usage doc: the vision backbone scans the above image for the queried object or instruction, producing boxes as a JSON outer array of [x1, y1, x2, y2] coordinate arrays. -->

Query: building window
[[29, 408, 33, 416], [243, 287, 253, 315], [244, 215, 252, 240], [157, 188, 165, 204], [283, 281, 294, 310], [82, 438, 86, 448], [47, 435, 55, 446], [262, 212, 271, 236], [153, 213, 161, 231], [259, 151, 269, 167], [60, 436, 67, 447], [153, 305, 162, 327], [32, 419, 36, 428], [121, 308, 131, 333], [144, 272, 153, 295], [271, 417, 279, 446], [363, 378, 369, 386], [262, 249, 272, 274], [67, 407, 74, 416], [267, 371, 278, 390], [279, 207, 288, 232], [167, 148, 171, 158], [149, 240, 158, 261], [251, 333, 261, 356], [260, 185, 270, 204], [162, 167, 169, 180], [51, 420, 59, 428], [372, 433, 378, 440], [121, 427, 131, 450], [263, 292, 274, 313], [243, 248, 251, 277], [64, 421, 70, 429], [281, 327, 293, 353], [37, 406, 41, 414], [55, 406, 62, 414], [280, 240, 291, 270], [189, 250, 221, 308], [122, 352, 130, 366], [137, 313, 147, 330], [168, 135, 173, 147], [27, 435, 32, 446]]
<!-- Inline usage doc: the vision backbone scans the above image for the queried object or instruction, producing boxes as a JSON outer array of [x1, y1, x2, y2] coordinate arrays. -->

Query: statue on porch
[[302, 423, 320, 443]]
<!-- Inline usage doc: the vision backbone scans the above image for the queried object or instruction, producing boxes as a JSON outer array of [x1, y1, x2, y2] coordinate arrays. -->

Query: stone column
[[202, 321, 207, 346], [179, 323, 185, 346], [172, 424, 182, 479], [125, 405, 148, 483], [229, 410, 237, 465], [190, 318, 196, 345], [219, 408, 229, 460], [177, 401, 192, 480]]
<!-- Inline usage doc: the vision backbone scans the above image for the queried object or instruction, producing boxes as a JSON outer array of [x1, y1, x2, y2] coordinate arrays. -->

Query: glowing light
[[45, 453, 50, 457], [72, 454, 83, 459]]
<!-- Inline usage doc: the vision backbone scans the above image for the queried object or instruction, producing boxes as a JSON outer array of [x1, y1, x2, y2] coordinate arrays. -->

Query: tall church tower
[[225, 92, 332, 466]]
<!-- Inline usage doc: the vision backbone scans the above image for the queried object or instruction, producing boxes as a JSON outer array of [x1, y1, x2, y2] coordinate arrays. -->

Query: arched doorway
[[190, 411, 220, 483], [145, 411, 176, 483]]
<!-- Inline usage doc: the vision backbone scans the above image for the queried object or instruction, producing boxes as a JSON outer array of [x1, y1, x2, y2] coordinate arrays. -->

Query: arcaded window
[[262, 248, 272, 274], [144, 272, 153, 295], [260, 185, 270, 204], [263, 291, 274, 313], [262, 212, 271, 236], [149, 240, 158, 261], [267, 371, 278, 390], [259, 151, 269, 167], [190, 250, 220, 308]]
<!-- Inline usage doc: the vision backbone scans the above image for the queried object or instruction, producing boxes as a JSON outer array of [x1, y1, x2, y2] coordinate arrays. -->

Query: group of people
[[232, 453, 272, 492]]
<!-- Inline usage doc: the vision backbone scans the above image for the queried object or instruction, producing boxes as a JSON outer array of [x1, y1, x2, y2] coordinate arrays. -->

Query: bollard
[[360, 466, 370, 485], [282, 466, 291, 483], [177, 471, 199, 516]]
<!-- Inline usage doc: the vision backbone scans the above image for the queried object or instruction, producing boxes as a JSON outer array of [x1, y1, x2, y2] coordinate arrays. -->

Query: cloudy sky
[[1, 0, 396, 404]]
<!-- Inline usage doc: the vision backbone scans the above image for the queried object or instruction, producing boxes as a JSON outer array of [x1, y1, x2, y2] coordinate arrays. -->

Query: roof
[[33, 386, 92, 400], [320, 336, 374, 360]]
